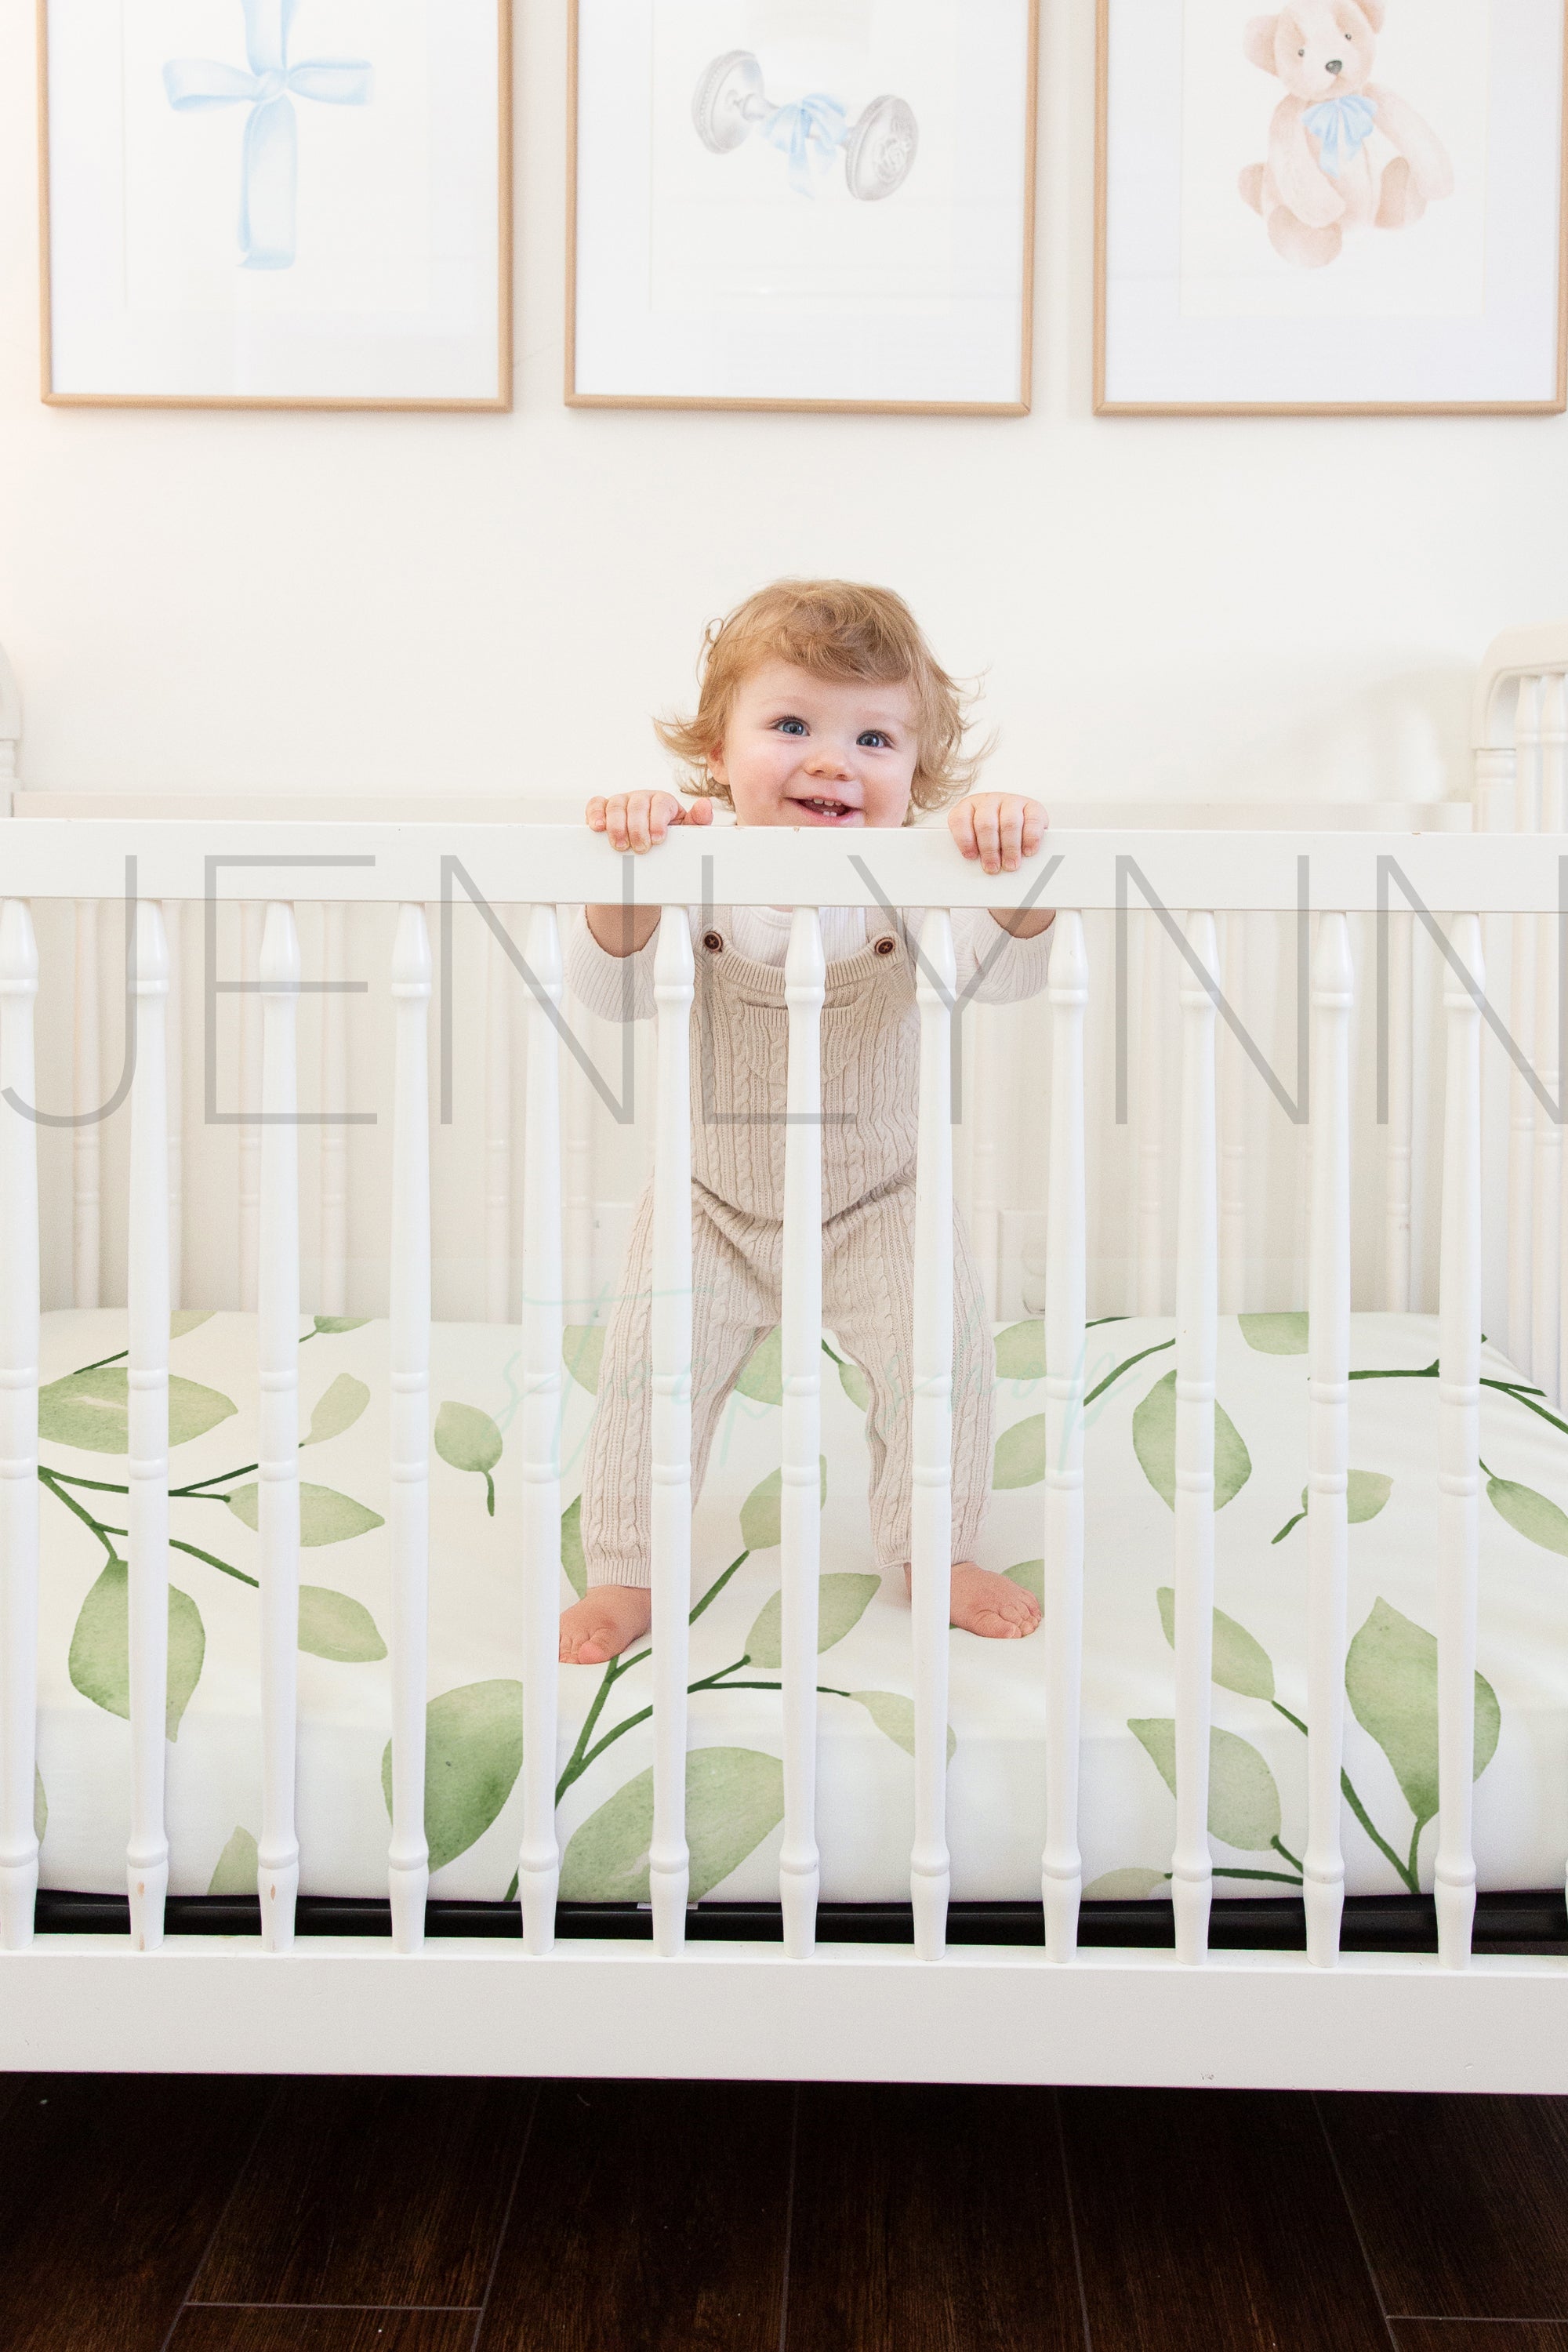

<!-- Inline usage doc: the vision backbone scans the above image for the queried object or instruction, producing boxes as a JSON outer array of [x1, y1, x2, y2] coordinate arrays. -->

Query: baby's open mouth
[[794, 797, 859, 821]]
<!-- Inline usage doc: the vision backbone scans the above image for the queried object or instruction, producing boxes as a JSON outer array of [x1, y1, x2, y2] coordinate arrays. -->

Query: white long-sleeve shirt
[[566, 902, 1053, 1022]]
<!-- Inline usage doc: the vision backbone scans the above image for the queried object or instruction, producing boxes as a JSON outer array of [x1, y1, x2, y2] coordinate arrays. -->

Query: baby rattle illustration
[[692, 49, 918, 200], [1240, 1, 1453, 269]]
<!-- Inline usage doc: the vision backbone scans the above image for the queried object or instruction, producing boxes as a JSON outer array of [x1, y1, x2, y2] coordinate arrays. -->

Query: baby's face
[[707, 660, 919, 829]]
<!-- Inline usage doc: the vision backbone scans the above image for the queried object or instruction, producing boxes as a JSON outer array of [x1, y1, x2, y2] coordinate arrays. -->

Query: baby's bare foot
[[903, 1559, 1042, 1640], [559, 1584, 652, 1665]]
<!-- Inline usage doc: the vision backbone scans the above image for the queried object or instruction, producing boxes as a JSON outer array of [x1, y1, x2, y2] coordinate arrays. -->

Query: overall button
[[702, 930, 724, 953], [873, 935, 897, 956]]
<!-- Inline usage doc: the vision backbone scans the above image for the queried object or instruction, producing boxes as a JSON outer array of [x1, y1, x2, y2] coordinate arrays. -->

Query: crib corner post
[[1171, 909, 1218, 1968], [257, 902, 302, 1955], [388, 903, 433, 1955], [911, 908, 956, 1963], [0, 898, 40, 1953], [1042, 909, 1087, 1964], [518, 903, 563, 1958], [1436, 910, 1484, 1971], [127, 898, 171, 1953], [649, 906, 695, 1956]]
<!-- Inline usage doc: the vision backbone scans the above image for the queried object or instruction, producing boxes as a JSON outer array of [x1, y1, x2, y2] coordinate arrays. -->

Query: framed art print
[[1095, 0, 1568, 415], [39, 0, 512, 409], [567, 0, 1039, 413]]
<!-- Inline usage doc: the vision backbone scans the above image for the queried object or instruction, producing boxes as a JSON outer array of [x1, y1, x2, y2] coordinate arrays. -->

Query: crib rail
[[2, 815, 1567, 2088]]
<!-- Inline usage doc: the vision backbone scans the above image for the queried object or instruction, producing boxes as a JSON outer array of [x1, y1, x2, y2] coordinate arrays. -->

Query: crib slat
[[518, 904, 563, 1956], [1537, 673, 1566, 1404], [1436, 912, 1484, 1969], [319, 905, 349, 1317], [127, 900, 171, 1954], [257, 903, 302, 1954], [485, 912, 513, 1325], [72, 898, 100, 1308], [1172, 909, 1218, 1966], [1384, 909, 1414, 1312], [969, 1004, 1001, 1320], [164, 904, 183, 1312], [780, 906, 826, 1959], [1305, 913, 1353, 1966], [911, 908, 956, 1962], [1218, 913, 1247, 1315], [1043, 910, 1088, 1962], [1508, 678, 1541, 1371], [1137, 911, 1164, 1317], [562, 949, 595, 1327], [649, 906, 695, 1956], [0, 901, 40, 1952], [388, 905, 433, 1955], [239, 902, 263, 1312]]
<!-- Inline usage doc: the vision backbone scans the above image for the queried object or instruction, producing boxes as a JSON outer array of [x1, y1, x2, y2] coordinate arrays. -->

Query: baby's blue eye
[[775, 717, 807, 735], [858, 730, 891, 748]]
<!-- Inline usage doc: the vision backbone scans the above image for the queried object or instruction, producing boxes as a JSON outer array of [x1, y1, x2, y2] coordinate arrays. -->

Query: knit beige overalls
[[582, 911, 995, 1588]]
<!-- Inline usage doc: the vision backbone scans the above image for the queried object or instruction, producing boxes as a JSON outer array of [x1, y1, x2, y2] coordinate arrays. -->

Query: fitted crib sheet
[[29, 1307, 1568, 1908]]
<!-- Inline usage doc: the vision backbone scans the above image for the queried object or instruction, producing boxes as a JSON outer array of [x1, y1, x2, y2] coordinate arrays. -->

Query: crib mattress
[[28, 1307, 1568, 1910]]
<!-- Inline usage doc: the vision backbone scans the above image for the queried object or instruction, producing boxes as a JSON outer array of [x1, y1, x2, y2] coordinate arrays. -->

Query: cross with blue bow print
[[163, 0, 372, 270]]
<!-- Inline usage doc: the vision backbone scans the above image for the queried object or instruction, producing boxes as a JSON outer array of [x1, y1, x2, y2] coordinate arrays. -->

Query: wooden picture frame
[[38, 0, 513, 412], [566, 0, 1039, 416], [1094, 0, 1568, 417]]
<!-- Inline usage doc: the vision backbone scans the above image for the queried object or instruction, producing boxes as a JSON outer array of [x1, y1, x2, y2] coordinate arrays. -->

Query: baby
[[558, 579, 1054, 1668]]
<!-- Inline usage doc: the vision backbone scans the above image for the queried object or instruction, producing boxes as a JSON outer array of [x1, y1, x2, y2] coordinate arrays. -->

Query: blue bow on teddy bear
[[1303, 92, 1378, 178]]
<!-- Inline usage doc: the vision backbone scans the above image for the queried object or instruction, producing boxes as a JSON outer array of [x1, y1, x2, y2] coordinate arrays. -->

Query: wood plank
[[192, 2078, 534, 2311], [1392, 2330, 1568, 2351], [169, 2314, 477, 2352], [785, 2083, 1085, 2352], [1323, 2092, 1568, 2320], [475, 2078, 791, 2352], [0, 2071, 272, 2352], [1062, 2086, 1389, 2352]]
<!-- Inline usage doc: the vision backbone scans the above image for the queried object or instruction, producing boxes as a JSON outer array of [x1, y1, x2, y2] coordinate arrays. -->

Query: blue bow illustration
[[163, 0, 372, 270], [1302, 91, 1378, 180], [762, 93, 849, 196]]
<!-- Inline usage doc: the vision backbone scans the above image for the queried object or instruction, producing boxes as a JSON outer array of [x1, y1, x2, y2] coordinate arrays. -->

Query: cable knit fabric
[[573, 903, 1053, 1588]]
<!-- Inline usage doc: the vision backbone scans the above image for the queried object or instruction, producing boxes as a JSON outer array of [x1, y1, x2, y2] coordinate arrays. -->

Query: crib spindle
[[0, 901, 40, 1952], [1137, 913, 1164, 1318], [239, 902, 263, 1312], [164, 904, 183, 1311], [73, 898, 100, 1308], [1172, 910, 1218, 1966], [257, 903, 302, 1954], [518, 905, 564, 1955], [1218, 913, 1247, 1315], [319, 905, 349, 1317], [1436, 912, 1484, 1969], [911, 908, 956, 1962], [1508, 678, 1541, 1372], [1538, 673, 1567, 1405], [1042, 910, 1088, 1962], [388, 905, 433, 1954], [485, 913, 513, 1325], [780, 907, 826, 1959], [1305, 913, 1353, 1966], [561, 954, 595, 1328], [649, 907, 695, 1955], [969, 1004, 1001, 1320], [127, 900, 171, 1953], [1384, 909, 1414, 1313]]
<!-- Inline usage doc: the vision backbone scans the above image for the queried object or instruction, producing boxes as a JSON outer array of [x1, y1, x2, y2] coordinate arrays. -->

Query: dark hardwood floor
[[2, 2073, 1566, 2349]]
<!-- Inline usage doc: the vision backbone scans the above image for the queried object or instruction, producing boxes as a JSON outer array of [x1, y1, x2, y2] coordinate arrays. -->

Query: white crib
[[2, 624, 1567, 2092]]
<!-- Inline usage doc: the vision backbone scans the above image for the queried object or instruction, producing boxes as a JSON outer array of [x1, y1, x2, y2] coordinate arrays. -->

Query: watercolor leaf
[[314, 1316, 370, 1334], [381, 1679, 523, 1875], [1345, 1597, 1500, 1829], [1083, 1867, 1168, 1901], [834, 1352, 871, 1411], [739, 1459, 826, 1555], [1132, 1370, 1251, 1512], [298, 1585, 386, 1663], [1128, 1718, 1282, 1852], [735, 1326, 783, 1406], [39, 1367, 236, 1456], [301, 1373, 370, 1450], [226, 1481, 384, 1548], [1004, 1559, 1044, 1610], [744, 1573, 879, 1669], [1156, 1586, 1276, 1702], [994, 1319, 1046, 1383], [561, 1326, 606, 1397], [561, 1494, 586, 1601], [67, 1562, 205, 1740], [170, 1310, 214, 1338], [558, 1748, 785, 1904], [1239, 1312, 1308, 1356], [208, 1826, 258, 1896], [848, 1690, 956, 1765], [993, 1414, 1044, 1490], [1486, 1476, 1568, 1558], [33, 1766, 45, 1846]]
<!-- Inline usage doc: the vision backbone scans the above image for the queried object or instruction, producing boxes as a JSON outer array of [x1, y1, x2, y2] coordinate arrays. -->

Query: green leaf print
[[1273, 1470, 1393, 1544], [33, 1766, 45, 1846], [734, 1326, 783, 1406], [1239, 1313, 1308, 1356], [739, 1460, 826, 1554], [301, 1373, 370, 1449], [434, 1402, 503, 1515], [1486, 1476, 1568, 1557], [314, 1316, 370, 1334], [849, 1690, 956, 1764], [993, 1415, 1044, 1490], [39, 1367, 237, 1456], [1131, 1370, 1251, 1512], [170, 1310, 214, 1338], [558, 1747, 786, 1904], [1345, 1597, 1501, 1831], [1084, 1867, 1168, 1901], [1156, 1587, 1276, 1702], [1004, 1559, 1044, 1610], [380, 1679, 523, 1875], [561, 1495, 587, 1601], [561, 1326, 605, 1397], [744, 1573, 879, 1668], [1128, 1719, 1283, 1852], [208, 1826, 258, 1896], [298, 1586, 386, 1663], [226, 1481, 384, 1548], [67, 1562, 205, 1740], [994, 1319, 1046, 1383], [834, 1352, 871, 1412]]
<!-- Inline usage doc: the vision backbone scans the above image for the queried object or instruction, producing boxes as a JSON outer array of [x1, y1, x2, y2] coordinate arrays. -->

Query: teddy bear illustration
[[1240, 1, 1454, 269]]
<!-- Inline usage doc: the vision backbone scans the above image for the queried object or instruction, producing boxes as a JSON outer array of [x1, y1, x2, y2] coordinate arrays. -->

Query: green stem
[[688, 1548, 750, 1628], [485, 1472, 495, 1519], [504, 1868, 519, 1904], [1406, 1814, 1425, 1894], [1083, 1338, 1174, 1412], [557, 1652, 629, 1798], [38, 1467, 119, 1567], [1271, 1510, 1306, 1546], [36, 1470, 129, 1495], [1272, 1698, 1417, 1893], [72, 1348, 128, 1375], [1211, 1867, 1304, 1885], [1270, 1700, 1309, 1737], [168, 1537, 258, 1589], [1272, 1835, 1305, 1874], [171, 1464, 258, 1497]]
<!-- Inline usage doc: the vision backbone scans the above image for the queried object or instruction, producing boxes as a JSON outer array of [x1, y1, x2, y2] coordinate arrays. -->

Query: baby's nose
[[1325, 56, 1343, 73]]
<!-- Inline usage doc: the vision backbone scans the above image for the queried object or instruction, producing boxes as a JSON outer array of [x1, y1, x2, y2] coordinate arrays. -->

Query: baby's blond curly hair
[[655, 579, 986, 820]]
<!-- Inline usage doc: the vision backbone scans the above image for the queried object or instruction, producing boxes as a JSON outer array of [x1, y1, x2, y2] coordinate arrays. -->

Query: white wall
[[2, 2, 1565, 808]]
